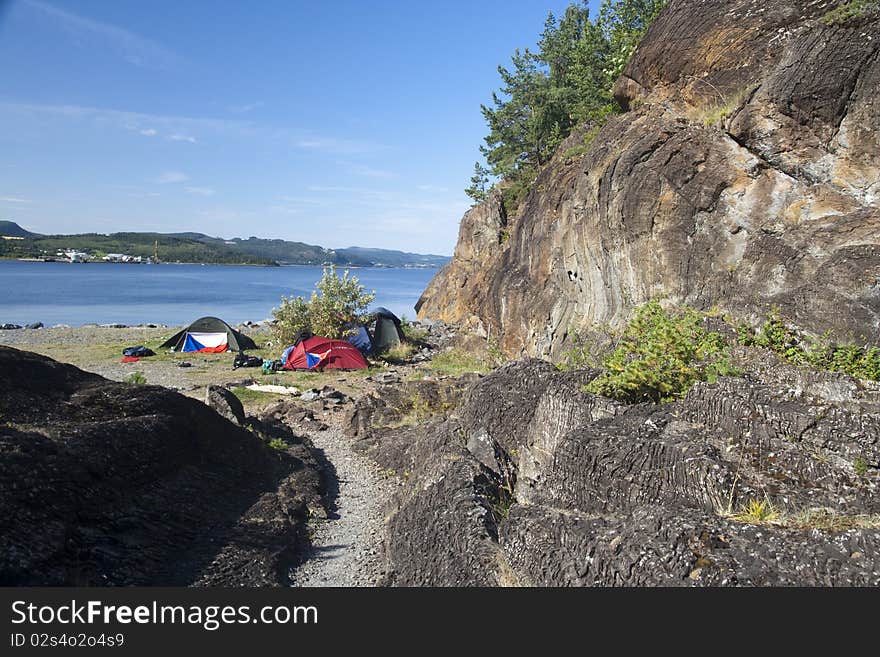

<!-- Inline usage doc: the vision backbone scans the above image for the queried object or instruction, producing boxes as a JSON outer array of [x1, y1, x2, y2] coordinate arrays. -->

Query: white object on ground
[[245, 383, 300, 395]]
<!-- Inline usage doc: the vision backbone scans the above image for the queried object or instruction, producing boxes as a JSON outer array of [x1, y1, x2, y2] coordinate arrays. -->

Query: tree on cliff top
[[469, 0, 666, 208]]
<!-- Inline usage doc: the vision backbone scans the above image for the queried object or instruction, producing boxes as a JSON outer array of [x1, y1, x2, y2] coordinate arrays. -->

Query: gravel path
[[289, 425, 397, 587]]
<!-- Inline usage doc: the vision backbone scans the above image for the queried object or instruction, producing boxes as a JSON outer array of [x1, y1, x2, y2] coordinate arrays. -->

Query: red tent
[[282, 335, 369, 371]]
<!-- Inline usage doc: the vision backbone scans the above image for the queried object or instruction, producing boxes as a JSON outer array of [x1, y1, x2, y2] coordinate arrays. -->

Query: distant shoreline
[[5, 257, 441, 269]]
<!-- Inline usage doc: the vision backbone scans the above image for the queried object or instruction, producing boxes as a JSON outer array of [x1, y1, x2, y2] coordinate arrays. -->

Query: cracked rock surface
[[346, 356, 880, 586]]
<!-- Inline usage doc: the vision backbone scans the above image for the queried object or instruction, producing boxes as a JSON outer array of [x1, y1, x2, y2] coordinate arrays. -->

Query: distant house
[[103, 253, 143, 263], [59, 250, 91, 263]]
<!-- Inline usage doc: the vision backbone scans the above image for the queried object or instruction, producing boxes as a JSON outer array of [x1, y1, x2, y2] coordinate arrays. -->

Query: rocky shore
[[345, 349, 880, 586]]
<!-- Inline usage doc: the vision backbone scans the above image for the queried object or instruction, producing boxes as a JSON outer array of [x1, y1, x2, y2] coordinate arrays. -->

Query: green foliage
[[309, 265, 376, 339], [125, 371, 147, 385], [427, 348, 492, 376], [820, 0, 878, 25], [732, 498, 779, 524], [499, 177, 533, 215], [399, 316, 429, 343], [739, 308, 880, 381], [271, 295, 312, 346], [271, 265, 376, 345], [558, 326, 614, 370], [465, 162, 492, 204], [0, 228, 448, 267], [267, 438, 287, 451], [787, 508, 880, 532], [562, 126, 601, 160], [473, 0, 666, 203], [586, 300, 737, 403], [853, 457, 869, 478], [380, 342, 415, 363]]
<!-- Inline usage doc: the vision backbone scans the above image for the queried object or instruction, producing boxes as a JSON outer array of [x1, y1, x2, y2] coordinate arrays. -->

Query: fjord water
[[0, 261, 437, 327]]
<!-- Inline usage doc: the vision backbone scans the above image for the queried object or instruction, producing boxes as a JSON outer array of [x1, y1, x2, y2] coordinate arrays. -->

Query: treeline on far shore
[[0, 227, 450, 268]]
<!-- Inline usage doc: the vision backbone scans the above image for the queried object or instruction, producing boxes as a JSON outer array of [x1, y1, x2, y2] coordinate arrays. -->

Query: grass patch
[[266, 438, 287, 451], [124, 371, 147, 385], [853, 457, 870, 478], [562, 125, 601, 160], [731, 498, 779, 524], [687, 87, 751, 128], [379, 342, 416, 363], [231, 387, 285, 404], [820, 0, 877, 25], [388, 392, 454, 428], [399, 317, 429, 343], [786, 508, 880, 532], [426, 348, 492, 376], [585, 300, 738, 403]]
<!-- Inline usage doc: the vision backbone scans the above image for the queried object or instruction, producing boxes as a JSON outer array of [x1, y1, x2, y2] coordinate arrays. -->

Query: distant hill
[[335, 246, 450, 268], [0, 221, 39, 238], [0, 226, 450, 267]]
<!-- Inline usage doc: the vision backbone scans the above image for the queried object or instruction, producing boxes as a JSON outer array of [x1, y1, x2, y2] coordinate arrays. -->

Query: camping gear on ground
[[121, 345, 155, 363], [159, 316, 258, 353], [262, 359, 284, 374], [244, 383, 300, 395], [346, 325, 374, 354], [282, 335, 369, 371], [233, 352, 264, 369], [122, 346, 155, 358], [344, 307, 406, 355]]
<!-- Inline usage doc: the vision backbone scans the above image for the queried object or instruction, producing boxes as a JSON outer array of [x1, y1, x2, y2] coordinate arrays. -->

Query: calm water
[[0, 261, 438, 327]]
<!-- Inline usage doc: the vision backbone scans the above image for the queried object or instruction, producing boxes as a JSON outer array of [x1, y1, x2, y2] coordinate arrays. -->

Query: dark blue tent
[[344, 307, 405, 355]]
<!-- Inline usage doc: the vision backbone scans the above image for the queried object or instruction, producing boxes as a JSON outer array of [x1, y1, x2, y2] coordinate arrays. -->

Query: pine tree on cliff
[[468, 0, 666, 207]]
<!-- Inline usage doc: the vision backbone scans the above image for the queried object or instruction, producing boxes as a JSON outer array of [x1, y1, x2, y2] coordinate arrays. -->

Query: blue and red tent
[[282, 335, 368, 370]]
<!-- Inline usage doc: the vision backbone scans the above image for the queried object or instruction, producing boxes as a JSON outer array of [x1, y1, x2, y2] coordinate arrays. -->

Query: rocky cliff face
[[417, 0, 880, 357]]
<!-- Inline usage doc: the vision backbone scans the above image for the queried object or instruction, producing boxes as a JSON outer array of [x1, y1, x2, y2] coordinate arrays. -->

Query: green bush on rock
[[586, 300, 737, 403]]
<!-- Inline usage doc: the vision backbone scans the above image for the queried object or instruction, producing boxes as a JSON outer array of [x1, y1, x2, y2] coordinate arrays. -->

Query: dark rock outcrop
[[205, 384, 246, 425], [0, 346, 325, 586], [350, 357, 880, 586], [418, 0, 880, 357]]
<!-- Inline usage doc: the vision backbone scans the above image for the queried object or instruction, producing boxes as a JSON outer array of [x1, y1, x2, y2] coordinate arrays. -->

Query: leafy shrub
[[308, 265, 376, 339], [271, 265, 375, 345], [125, 371, 147, 385], [739, 308, 880, 381], [267, 438, 287, 451], [271, 295, 311, 347], [586, 300, 737, 403]]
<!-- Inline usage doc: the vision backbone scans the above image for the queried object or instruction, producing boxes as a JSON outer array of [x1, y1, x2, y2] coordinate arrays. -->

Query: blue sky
[[0, 0, 595, 254]]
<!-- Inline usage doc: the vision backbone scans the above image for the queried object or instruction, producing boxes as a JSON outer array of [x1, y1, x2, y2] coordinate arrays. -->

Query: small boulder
[[300, 388, 321, 402], [205, 385, 246, 426], [25, 322, 43, 329], [319, 385, 347, 401], [374, 372, 401, 384]]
